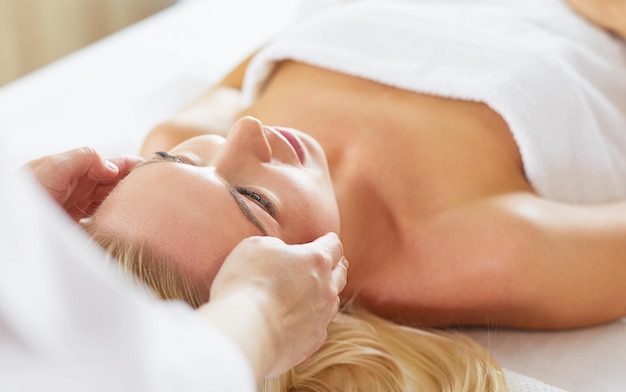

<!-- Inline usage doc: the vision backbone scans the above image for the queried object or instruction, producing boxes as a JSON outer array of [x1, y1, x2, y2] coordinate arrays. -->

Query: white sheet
[[1, 1, 625, 391], [468, 320, 626, 391]]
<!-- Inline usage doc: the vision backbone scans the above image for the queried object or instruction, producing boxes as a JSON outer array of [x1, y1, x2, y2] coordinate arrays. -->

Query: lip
[[270, 127, 306, 164]]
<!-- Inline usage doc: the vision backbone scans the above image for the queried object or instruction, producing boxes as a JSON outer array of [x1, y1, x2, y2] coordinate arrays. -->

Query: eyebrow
[[226, 185, 269, 236], [135, 157, 269, 235], [133, 158, 166, 170]]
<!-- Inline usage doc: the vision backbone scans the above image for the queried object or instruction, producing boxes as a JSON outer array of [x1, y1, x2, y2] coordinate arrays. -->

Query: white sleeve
[[0, 159, 255, 391]]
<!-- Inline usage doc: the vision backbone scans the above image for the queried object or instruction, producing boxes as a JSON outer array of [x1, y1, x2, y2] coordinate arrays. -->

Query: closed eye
[[154, 151, 185, 164], [236, 187, 276, 217]]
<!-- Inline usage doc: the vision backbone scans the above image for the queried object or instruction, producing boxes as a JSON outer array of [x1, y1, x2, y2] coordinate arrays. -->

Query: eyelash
[[236, 187, 275, 217], [154, 151, 185, 163]]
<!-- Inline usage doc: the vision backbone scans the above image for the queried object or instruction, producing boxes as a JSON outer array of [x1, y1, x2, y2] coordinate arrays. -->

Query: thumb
[[75, 148, 119, 181], [307, 232, 344, 266], [29, 147, 115, 182]]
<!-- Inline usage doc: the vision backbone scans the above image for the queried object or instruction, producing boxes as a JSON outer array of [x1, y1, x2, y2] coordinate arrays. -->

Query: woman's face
[[92, 116, 339, 293]]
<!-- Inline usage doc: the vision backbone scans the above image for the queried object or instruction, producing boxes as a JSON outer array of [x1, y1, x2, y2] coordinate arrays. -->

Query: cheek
[[166, 206, 258, 287], [284, 179, 340, 243]]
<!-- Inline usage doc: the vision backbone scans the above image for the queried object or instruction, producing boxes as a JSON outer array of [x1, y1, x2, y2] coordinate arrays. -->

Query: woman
[[23, 142, 567, 390], [69, 139, 517, 391], [23, 138, 520, 390], [92, 0, 626, 332], [36, 128, 515, 391]]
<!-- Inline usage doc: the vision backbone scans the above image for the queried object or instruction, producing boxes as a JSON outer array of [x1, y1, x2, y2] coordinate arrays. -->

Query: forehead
[[93, 163, 266, 280]]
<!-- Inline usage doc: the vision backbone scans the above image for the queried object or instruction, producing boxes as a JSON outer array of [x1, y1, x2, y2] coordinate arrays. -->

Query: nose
[[214, 116, 272, 171]]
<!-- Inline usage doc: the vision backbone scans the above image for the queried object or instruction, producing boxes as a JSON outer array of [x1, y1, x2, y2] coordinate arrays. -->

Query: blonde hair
[[87, 226, 506, 391], [265, 307, 506, 391], [87, 225, 206, 308]]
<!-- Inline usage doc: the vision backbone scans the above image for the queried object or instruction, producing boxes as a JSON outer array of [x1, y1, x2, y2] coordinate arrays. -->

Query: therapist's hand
[[201, 233, 348, 381], [26, 147, 141, 221]]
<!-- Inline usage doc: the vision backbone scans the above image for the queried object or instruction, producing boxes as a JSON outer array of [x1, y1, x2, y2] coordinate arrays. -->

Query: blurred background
[[0, 0, 177, 86]]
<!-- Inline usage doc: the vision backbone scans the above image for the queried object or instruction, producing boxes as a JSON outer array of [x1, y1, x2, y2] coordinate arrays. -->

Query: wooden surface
[[0, 0, 175, 86]]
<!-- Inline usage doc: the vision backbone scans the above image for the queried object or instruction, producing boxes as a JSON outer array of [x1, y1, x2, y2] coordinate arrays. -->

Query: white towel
[[242, 0, 626, 204], [505, 369, 569, 392]]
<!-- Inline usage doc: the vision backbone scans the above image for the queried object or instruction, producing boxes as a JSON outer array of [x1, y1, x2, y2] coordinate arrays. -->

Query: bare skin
[[142, 58, 626, 330], [566, 0, 626, 39]]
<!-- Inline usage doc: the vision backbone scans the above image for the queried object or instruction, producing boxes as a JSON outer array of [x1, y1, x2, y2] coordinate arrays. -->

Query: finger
[[105, 156, 144, 178], [89, 155, 146, 183], [331, 256, 349, 294], [307, 232, 344, 266], [86, 157, 120, 182], [51, 147, 117, 181]]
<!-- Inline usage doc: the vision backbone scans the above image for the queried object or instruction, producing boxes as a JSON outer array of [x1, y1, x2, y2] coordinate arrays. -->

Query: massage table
[[1, 1, 625, 390]]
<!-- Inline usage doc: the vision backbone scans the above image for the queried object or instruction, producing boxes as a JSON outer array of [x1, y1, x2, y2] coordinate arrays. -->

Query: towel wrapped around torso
[[242, 0, 626, 204]]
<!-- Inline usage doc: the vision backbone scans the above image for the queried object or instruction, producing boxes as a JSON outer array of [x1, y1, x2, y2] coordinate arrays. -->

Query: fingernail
[[105, 160, 119, 172], [341, 256, 349, 269]]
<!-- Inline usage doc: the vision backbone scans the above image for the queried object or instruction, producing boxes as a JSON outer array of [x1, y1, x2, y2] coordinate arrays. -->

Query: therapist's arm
[[198, 234, 348, 383]]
